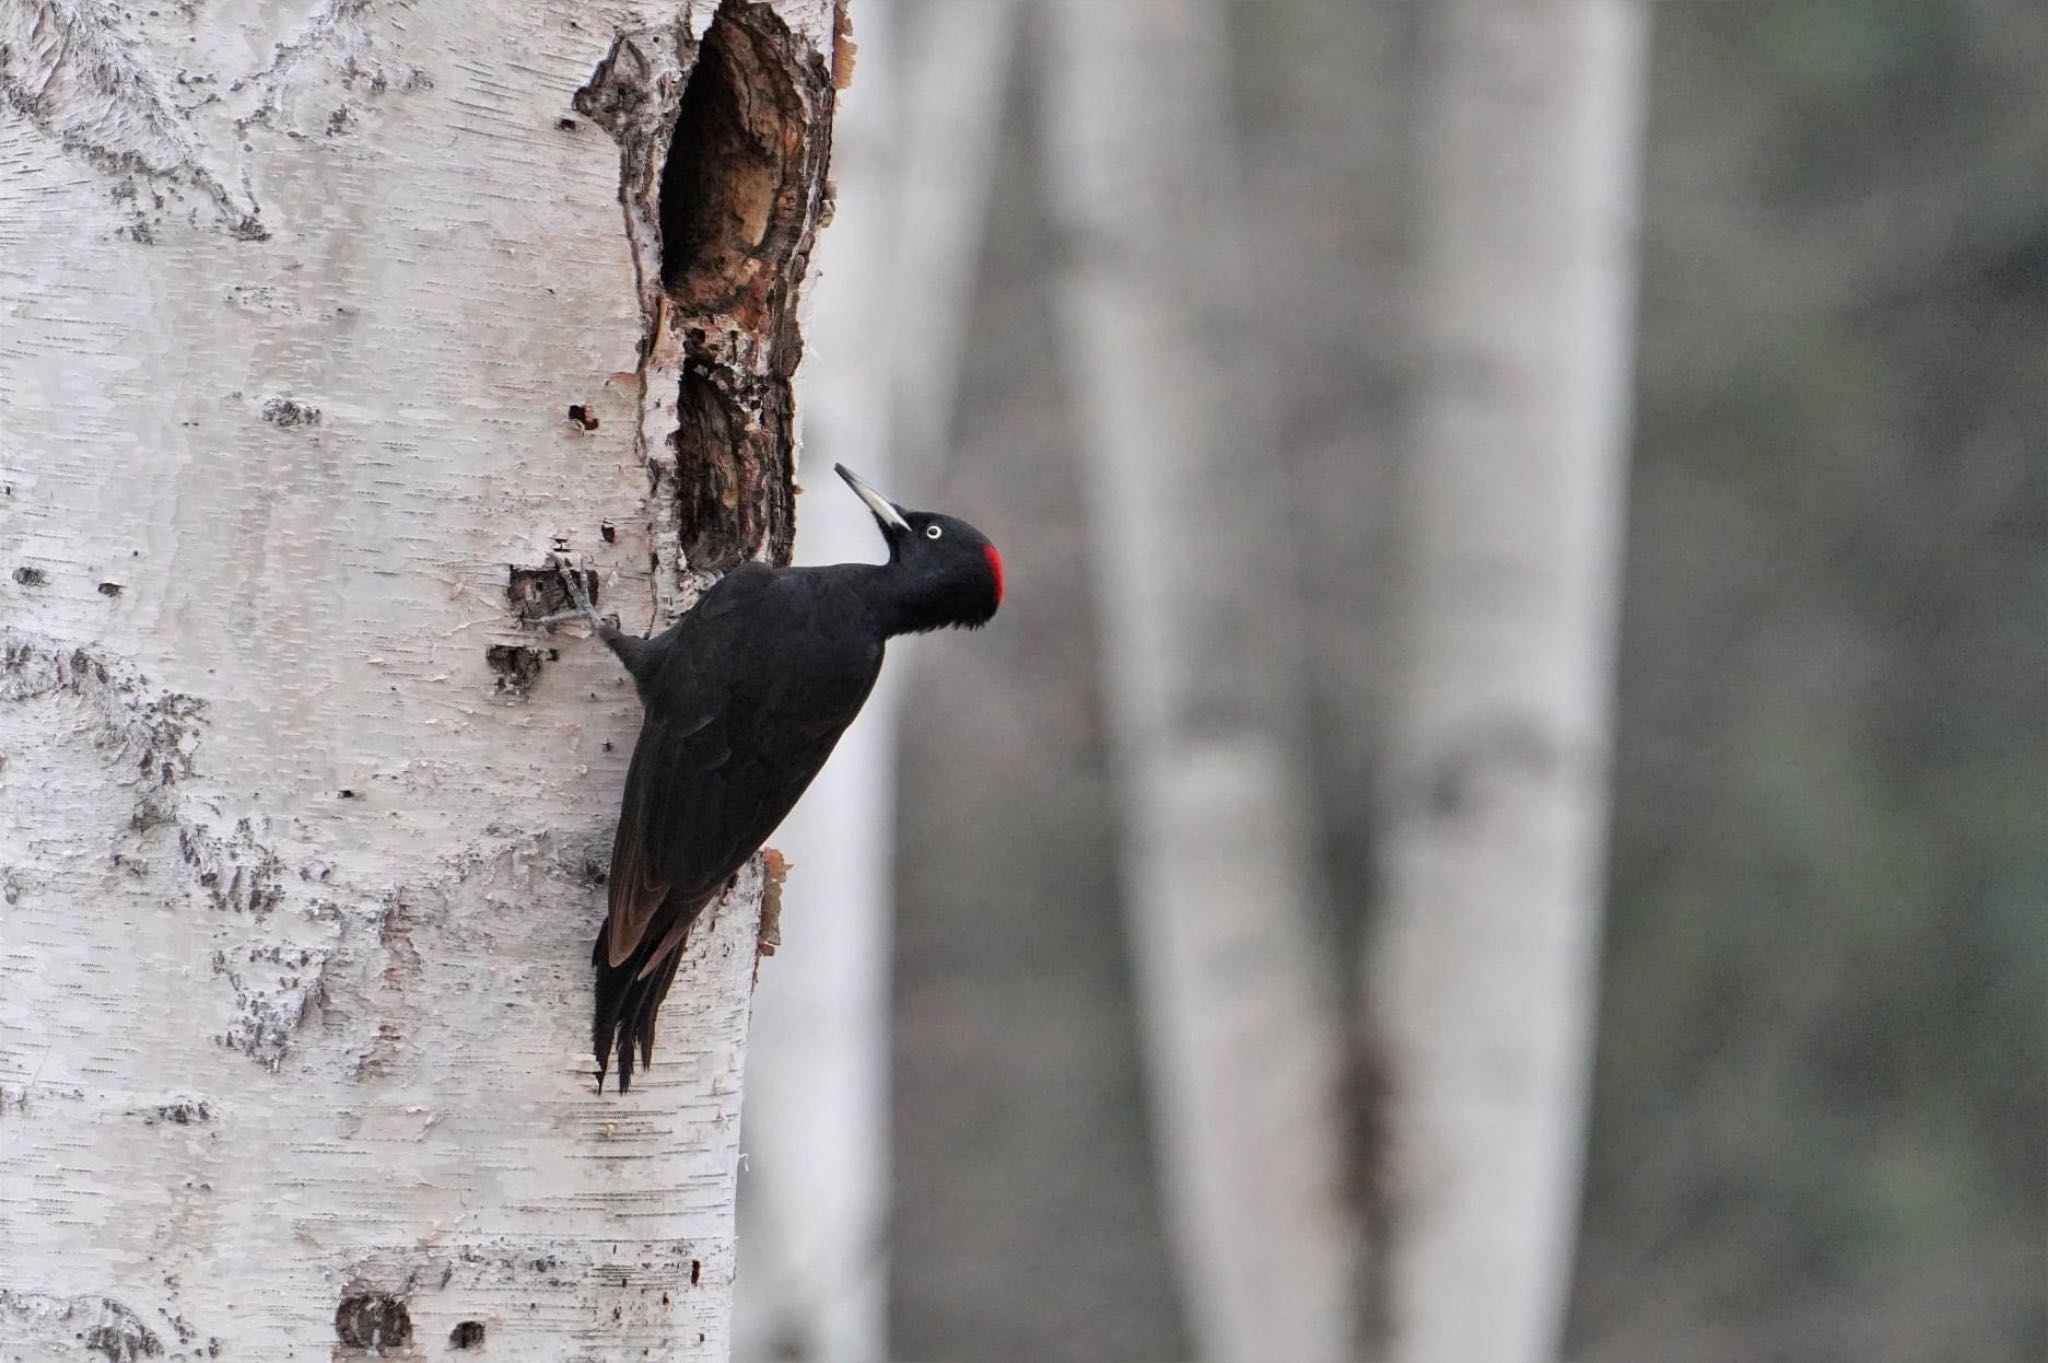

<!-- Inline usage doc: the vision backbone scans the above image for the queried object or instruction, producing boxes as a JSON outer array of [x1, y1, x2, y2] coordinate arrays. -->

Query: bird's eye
[[924, 525, 943, 540]]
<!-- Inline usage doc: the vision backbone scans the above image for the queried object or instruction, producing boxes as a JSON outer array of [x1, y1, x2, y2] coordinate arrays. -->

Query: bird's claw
[[549, 552, 606, 630]]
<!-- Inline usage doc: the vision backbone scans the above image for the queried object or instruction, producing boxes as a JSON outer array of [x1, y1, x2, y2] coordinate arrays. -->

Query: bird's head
[[837, 463, 1004, 633]]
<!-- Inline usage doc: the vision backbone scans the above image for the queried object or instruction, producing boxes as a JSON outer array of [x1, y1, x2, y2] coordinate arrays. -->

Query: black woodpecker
[[557, 463, 1003, 1090]]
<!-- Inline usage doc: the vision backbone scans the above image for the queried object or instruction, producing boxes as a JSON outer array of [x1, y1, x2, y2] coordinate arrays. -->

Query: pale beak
[[835, 463, 912, 535]]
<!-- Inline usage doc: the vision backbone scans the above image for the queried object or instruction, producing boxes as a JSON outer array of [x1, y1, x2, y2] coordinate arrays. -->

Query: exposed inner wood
[[576, 0, 835, 597]]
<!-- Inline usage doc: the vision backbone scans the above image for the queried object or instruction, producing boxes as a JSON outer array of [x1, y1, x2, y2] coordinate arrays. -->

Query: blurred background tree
[[739, 2, 2048, 1360]]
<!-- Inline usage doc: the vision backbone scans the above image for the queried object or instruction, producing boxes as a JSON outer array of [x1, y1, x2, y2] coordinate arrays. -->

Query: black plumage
[[565, 464, 1002, 1090]]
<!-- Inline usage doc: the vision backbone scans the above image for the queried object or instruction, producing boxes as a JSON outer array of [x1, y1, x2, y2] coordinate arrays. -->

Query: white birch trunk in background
[[887, 0, 1017, 490], [1040, 5, 1357, 1359], [737, 6, 1013, 1356], [0, 1, 840, 1357], [735, 3, 897, 1358], [1366, 4, 1649, 1361]]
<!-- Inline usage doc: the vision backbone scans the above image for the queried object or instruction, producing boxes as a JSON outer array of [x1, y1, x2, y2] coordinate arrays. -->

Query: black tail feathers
[[591, 910, 697, 1092]]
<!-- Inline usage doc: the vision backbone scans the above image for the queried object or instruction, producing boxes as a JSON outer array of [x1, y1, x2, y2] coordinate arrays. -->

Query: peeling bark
[[0, 1, 841, 1356], [0, 1289, 167, 1362]]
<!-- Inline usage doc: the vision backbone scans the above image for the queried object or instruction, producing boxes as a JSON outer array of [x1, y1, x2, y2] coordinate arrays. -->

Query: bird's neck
[[852, 562, 957, 638]]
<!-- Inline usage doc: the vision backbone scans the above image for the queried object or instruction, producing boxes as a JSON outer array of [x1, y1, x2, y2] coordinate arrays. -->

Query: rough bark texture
[[1366, 3, 1650, 1361], [0, 1, 839, 1357], [1040, 4, 1359, 1360]]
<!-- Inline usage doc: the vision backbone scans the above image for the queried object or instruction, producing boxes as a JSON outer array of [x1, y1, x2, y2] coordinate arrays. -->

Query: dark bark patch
[[571, 35, 659, 135], [485, 645, 546, 696], [334, 1293, 411, 1350], [673, 364, 788, 573], [449, 1320, 486, 1348], [141, 1098, 212, 1126], [12, 566, 46, 586], [507, 564, 599, 625], [258, 395, 320, 427], [211, 940, 326, 1067], [179, 818, 287, 915], [85, 1316, 163, 1361]]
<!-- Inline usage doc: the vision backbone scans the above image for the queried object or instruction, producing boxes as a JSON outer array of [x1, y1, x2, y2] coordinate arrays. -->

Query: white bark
[[1039, 5, 1357, 1360], [1367, 4, 1650, 1361], [0, 1, 839, 1357]]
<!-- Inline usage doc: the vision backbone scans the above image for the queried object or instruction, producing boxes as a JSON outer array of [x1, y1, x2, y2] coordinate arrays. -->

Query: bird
[[554, 463, 1003, 1090]]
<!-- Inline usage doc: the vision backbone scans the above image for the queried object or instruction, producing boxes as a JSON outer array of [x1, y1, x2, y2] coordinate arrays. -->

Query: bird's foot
[[550, 553, 612, 632]]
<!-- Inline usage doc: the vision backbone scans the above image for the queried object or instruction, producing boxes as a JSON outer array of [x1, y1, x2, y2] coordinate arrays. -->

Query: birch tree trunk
[[1365, 4, 1650, 1361], [1039, 5, 1357, 1359], [886, 0, 1016, 491], [0, 1, 841, 1357]]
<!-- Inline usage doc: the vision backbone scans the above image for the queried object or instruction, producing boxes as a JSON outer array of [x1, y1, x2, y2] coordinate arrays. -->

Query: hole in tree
[[334, 1293, 411, 1350], [507, 564, 598, 625], [659, 1, 805, 310], [485, 645, 546, 696]]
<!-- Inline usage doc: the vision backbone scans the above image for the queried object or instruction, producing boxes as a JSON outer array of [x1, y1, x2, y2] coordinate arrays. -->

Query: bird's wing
[[604, 570, 883, 971], [604, 707, 729, 967]]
